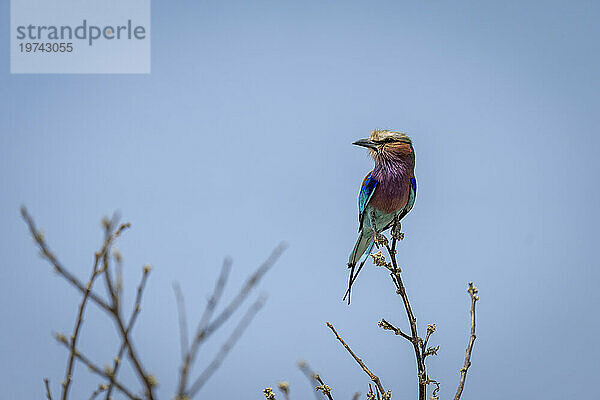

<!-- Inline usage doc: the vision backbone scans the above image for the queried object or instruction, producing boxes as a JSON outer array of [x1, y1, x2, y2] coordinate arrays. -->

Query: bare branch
[[378, 318, 412, 342], [454, 282, 479, 400], [197, 258, 233, 335], [21, 207, 112, 313], [61, 249, 104, 400], [44, 378, 53, 400], [21, 208, 154, 399], [177, 258, 231, 396], [100, 215, 125, 312], [204, 243, 286, 340], [297, 361, 322, 400], [104, 265, 151, 400], [277, 381, 290, 400], [89, 384, 108, 400], [421, 324, 436, 355], [188, 296, 267, 397], [60, 215, 130, 400], [178, 244, 286, 397], [326, 322, 388, 399], [384, 218, 426, 400], [54, 334, 140, 400], [173, 282, 189, 362], [314, 374, 334, 400]]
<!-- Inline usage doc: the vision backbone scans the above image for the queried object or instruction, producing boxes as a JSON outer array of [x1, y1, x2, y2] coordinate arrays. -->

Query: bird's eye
[[381, 137, 396, 143]]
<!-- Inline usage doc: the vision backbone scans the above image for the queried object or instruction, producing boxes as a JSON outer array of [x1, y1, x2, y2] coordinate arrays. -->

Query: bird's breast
[[369, 176, 411, 214]]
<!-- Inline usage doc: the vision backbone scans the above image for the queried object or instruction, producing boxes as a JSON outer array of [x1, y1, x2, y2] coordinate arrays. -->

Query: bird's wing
[[358, 172, 378, 230], [405, 177, 417, 213], [393, 176, 417, 224]]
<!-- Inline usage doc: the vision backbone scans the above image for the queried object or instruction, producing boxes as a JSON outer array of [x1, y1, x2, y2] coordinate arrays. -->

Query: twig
[[173, 282, 189, 362], [61, 249, 104, 400], [104, 265, 151, 400], [351, 393, 360, 400], [21, 208, 154, 400], [178, 244, 286, 397], [114, 250, 124, 306], [61, 218, 129, 400], [44, 378, 53, 400], [21, 207, 112, 313], [110, 289, 154, 399], [101, 216, 122, 311], [454, 282, 479, 400], [203, 243, 286, 340], [421, 324, 439, 361], [384, 219, 426, 400], [422, 324, 435, 353], [95, 219, 155, 399], [366, 384, 376, 400], [297, 361, 322, 400], [177, 258, 232, 396], [428, 378, 440, 400], [54, 334, 140, 400], [89, 384, 108, 400], [378, 318, 412, 342], [277, 381, 290, 400], [95, 223, 154, 399], [314, 374, 334, 400], [326, 322, 387, 398], [188, 296, 267, 397]]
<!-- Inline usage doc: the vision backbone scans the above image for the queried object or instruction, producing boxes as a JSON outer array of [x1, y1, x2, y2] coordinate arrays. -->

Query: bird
[[344, 129, 417, 304]]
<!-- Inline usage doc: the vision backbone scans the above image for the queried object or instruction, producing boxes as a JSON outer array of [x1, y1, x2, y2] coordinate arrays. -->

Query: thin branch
[[203, 243, 286, 340], [297, 361, 322, 400], [178, 244, 286, 397], [454, 282, 479, 400], [21, 208, 154, 400], [89, 384, 108, 400], [378, 318, 412, 342], [384, 218, 426, 400], [114, 250, 124, 306], [109, 286, 155, 399], [92, 222, 154, 400], [61, 249, 104, 400], [422, 324, 435, 353], [101, 216, 122, 310], [314, 374, 334, 400], [173, 282, 189, 361], [351, 393, 360, 400], [104, 265, 151, 400], [197, 258, 233, 334], [54, 334, 140, 400], [177, 258, 231, 396], [61, 218, 130, 400], [44, 378, 53, 400], [277, 382, 290, 400], [188, 296, 267, 397], [95, 219, 156, 399], [326, 322, 387, 398], [21, 207, 112, 313]]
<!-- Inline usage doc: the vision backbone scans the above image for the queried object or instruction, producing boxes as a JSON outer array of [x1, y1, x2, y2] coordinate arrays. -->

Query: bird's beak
[[352, 138, 378, 150]]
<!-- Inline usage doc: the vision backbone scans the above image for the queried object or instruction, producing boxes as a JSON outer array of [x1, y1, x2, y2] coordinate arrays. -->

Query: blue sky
[[1, 1, 599, 399]]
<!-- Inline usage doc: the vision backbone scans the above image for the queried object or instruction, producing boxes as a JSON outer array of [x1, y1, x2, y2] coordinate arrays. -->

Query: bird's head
[[353, 129, 413, 162]]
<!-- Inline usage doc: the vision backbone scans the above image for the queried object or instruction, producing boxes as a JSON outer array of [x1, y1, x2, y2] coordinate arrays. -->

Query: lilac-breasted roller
[[344, 129, 417, 303]]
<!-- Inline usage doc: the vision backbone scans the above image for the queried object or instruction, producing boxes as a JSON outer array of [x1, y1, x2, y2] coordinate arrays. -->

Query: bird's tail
[[343, 230, 375, 304]]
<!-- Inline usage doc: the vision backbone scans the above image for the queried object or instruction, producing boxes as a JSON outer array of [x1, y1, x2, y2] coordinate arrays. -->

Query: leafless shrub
[[21, 206, 286, 400], [263, 218, 479, 400]]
